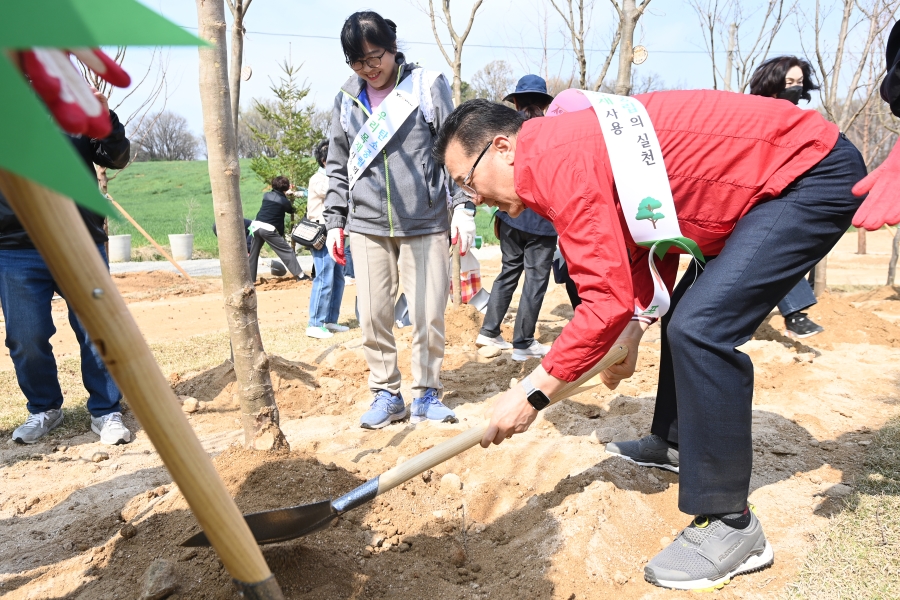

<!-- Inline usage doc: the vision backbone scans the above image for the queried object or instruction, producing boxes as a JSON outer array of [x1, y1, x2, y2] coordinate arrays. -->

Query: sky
[[115, 0, 869, 138]]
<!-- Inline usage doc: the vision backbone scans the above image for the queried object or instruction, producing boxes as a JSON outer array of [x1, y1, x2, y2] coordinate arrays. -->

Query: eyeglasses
[[347, 49, 387, 72], [460, 141, 493, 199]]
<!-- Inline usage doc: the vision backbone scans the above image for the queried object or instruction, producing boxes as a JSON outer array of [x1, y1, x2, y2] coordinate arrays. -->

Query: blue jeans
[[308, 246, 345, 326], [776, 278, 817, 316], [343, 236, 355, 279], [0, 246, 122, 416], [649, 135, 866, 516]]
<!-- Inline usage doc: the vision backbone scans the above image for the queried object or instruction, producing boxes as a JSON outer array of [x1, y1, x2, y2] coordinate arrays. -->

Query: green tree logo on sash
[[636, 197, 665, 229]]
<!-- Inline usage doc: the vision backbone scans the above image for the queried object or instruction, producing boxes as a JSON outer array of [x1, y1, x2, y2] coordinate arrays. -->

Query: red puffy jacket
[[515, 89, 839, 382]]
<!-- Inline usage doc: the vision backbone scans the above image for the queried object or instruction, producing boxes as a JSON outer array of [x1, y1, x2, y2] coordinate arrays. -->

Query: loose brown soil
[[1, 237, 899, 599]]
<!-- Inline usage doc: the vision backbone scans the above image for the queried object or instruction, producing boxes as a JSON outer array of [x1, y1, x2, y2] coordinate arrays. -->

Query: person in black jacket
[[247, 176, 310, 282], [475, 75, 559, 362], [0, 90, 133, 446]]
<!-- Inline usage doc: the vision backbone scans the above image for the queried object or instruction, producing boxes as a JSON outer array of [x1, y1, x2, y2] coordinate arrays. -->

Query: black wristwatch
[[521, 376, 551, 411]]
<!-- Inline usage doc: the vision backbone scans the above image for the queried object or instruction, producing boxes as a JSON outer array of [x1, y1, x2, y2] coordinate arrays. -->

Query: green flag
[[0, 0, 206, 215]]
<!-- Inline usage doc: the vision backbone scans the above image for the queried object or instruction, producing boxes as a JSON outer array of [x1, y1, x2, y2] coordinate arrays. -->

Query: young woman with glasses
[[323, 11, 475, 429]]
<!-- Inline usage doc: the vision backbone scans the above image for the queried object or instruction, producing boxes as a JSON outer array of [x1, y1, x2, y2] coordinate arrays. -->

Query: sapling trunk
[[196, 0, 286, 449]]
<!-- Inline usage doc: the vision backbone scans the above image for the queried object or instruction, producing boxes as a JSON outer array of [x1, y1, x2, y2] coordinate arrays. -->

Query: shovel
[[181, 344, 628, 547]]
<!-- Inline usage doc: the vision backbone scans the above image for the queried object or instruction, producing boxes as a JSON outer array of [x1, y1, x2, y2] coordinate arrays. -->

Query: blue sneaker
[[410, 389, 458, 424], [359, 390, 407, 429]]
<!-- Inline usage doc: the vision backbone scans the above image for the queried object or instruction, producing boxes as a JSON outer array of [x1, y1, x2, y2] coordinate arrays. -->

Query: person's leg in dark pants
[[658, 137, 866, 516], [778, 278, 824, 338], [480, 220, 525, 339], [512, 233, 557, 348], [247, 233, 265, 281], [561, 263, 582, 309], [776, 278, 817, 317], [258, 229, 304, 278]]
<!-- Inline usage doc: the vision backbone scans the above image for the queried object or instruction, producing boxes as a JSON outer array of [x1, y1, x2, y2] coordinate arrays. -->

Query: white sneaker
[[91, 412, 132, 445], [475, 333, 513, 350], [306, 325, 334, 339], [512, 340, 551, 361], [325, 323, 349, 333]]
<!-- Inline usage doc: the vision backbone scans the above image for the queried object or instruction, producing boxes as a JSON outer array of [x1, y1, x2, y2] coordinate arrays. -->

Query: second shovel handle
[[376, 344, 628, 495]]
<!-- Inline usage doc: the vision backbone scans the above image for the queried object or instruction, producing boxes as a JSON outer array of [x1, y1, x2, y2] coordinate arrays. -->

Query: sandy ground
[[1, 230, 899, 599]]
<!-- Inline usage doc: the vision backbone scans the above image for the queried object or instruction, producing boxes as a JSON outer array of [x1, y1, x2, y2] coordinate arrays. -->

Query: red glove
[[326, 228, 346, 266], [852, 141, 900, 231], [20, 48, 131, 139]]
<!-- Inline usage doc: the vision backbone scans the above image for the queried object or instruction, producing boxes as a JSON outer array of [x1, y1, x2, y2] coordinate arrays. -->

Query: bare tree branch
[[423, 0, 485, 105]]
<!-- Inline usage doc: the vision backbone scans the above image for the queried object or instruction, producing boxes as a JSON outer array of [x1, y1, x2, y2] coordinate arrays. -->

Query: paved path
[[109, 257, 314, 277], [107, 246, 503, 277]]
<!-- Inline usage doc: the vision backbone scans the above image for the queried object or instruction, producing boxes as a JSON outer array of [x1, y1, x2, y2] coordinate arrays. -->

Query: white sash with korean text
[[346, 74, 418, 191], [580, 91, 704, 319]]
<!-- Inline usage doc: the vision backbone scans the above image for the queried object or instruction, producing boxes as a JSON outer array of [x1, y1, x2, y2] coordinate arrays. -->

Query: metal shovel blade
[[180, 500, 337, 547]]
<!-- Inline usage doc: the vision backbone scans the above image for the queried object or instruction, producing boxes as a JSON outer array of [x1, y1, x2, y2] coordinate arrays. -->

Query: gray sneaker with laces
[[645, 509, 774, 591], [12, 409, 63, 444], [605, 433, 679, 472]]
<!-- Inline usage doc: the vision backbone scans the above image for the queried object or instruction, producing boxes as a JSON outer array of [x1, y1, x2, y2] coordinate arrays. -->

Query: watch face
[[527, 389, 551, 410]]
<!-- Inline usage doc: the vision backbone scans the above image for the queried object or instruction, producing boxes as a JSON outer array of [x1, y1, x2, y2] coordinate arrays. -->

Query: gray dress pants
[[248, 228, 303, 281]]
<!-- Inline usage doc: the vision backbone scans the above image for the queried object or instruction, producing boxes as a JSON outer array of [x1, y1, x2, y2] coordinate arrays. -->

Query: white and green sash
[[581, 91, 704, 319], [345, 74, 418, 191]]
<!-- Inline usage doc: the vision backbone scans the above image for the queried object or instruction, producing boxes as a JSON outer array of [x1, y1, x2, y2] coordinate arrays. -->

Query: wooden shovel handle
[[377, 344, 628, 494], [0, 171, 277, 591]]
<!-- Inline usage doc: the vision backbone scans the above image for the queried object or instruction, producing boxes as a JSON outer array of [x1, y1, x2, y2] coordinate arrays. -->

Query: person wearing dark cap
[[853, 20, 900, 230], [475, 75, 559, 361]]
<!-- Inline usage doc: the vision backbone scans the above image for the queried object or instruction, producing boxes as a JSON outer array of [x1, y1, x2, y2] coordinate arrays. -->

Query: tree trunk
[[724, 23, 737, 92], [452, 59, 462, 106], [450, 56, 462, 303], [614, 0, 638, 96], [228, 3, 244, 141], [196, 0, 286, 449], [888, 228, 900, 286], [858, 228, 866, 255], [813, 257, 827, 296]]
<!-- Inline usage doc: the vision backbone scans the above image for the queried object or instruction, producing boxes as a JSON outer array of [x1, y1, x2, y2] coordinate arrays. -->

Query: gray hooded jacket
[[324, 57, 465, 237]]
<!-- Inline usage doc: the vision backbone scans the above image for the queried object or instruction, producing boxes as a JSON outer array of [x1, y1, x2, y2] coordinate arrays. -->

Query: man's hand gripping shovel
[[181, 344, 628, 547]]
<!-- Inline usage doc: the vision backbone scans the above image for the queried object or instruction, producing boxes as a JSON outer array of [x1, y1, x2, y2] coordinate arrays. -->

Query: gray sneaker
[[645, 509, 774, 590], [605, 434, 679, 472], [12, 409, 63, 444]]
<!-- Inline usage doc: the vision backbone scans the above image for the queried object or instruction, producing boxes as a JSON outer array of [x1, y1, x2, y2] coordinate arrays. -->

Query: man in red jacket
[[434, 92, 866, 591]]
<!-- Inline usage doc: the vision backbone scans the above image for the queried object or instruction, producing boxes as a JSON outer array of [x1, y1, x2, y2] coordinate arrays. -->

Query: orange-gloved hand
[[852, 141, 900, 231]]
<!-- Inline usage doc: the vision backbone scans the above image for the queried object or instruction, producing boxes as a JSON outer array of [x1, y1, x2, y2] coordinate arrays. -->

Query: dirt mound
[[173, 356, 326, 418], [765, 292, 900, 348], [255, 276, 309, 292], [844, 285, 900, 303], [443, 303, 513, 346], [111, 271, 218, 301]]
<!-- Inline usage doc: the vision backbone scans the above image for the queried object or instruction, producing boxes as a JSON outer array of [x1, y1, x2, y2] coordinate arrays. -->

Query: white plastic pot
[[168, 234, 194, 261], [108, 234, 131, 263]]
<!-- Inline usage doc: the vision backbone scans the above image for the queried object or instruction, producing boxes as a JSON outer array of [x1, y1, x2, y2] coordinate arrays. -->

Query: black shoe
[[295, 272, 312, 282], [605, 434, 679, 473], [784, 312, 823, 339]]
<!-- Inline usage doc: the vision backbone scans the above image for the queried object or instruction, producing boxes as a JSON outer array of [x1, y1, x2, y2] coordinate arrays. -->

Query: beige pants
[[351, 232, 450, 397]]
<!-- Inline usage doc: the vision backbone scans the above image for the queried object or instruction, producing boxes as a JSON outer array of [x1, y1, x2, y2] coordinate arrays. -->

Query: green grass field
[[106, 159, 498, 258]]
